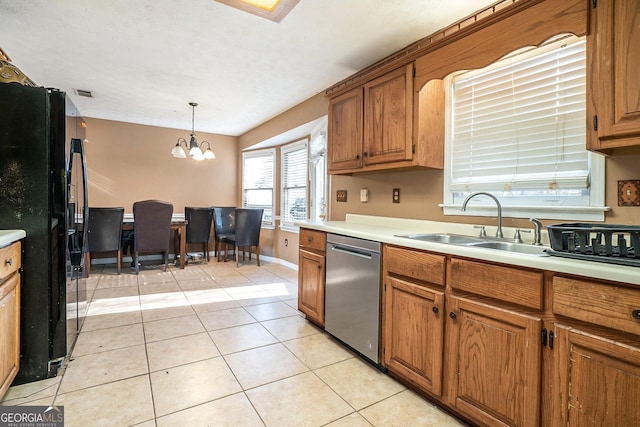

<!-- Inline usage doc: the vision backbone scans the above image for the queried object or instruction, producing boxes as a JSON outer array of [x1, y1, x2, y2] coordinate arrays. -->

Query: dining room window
[[442, 36, 606, 221], [280, 138, 308, 228], [242, 148, 275, 227]]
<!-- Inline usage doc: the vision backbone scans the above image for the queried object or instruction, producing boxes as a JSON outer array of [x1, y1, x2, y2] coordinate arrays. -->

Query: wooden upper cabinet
[[327, 87, 363, 172], [363, 63, 414, 166], [588, 0, 640, 151]]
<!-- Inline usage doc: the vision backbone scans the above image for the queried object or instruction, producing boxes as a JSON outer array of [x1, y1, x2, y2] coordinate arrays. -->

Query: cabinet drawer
[[450, 258, 543, 310], [0, 241, 21, 282], [553, 276, 640, 336], [299, 229, 326, 253], [384, 245, 445, 286]]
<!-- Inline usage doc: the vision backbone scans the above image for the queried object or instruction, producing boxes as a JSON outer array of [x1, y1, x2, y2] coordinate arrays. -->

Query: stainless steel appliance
[[325, 233, 382, 365]]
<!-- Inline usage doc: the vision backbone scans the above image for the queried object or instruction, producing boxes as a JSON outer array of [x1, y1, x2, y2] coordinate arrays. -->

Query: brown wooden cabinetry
[[327, 87, 363, 171], [0, 240, 21, 399], [297, 229, 326, 326], [588, 0, 640, 151], [446, 295, 542, 427], [327, 63, 442, 174], [548, 275, 640, 425], [383, 245, 445, 396]]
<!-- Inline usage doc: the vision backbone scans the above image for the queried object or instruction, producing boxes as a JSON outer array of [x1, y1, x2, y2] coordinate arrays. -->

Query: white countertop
[[0, 230, 26, 247], [296, 215, 640, 286]]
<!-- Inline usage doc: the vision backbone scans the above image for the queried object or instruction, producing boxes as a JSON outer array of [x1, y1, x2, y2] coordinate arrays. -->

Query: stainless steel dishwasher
[[325, 233, 382, 365]]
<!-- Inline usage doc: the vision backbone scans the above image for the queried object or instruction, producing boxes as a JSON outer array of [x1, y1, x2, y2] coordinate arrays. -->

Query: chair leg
[[235, 245, 240, 268], [135, 251, 139, 274], [85, 252, 91, 277], [117, 249, 121, 275], [164, 251, 168, 271], [256, 245, 260, 266], [217, 240, 223, 262]]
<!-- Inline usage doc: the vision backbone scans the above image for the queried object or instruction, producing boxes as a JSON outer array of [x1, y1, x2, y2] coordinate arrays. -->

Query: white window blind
[[242, 149, 275, 226], [444, 36, 605, 220], [281, 139, 308, 227], [450, 38, 587, 193]]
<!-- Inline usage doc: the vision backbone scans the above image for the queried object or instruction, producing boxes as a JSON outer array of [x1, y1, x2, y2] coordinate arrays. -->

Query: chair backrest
[[133, 200, 173, 252], [234, 208, 263, 247], [213, 207, 236, 236], [87, 207, 124, 252], [185, 207, 214, 244]]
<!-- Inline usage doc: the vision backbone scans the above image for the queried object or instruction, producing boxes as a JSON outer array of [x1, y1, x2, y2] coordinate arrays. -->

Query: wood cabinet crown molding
[[325, 0, 584, 99]]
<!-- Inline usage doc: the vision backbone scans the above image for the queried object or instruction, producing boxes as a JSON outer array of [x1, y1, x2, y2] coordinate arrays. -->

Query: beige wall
[[329, 147, 640, 229], [82, 118, 238, 213], [237, 93, 329, 265]]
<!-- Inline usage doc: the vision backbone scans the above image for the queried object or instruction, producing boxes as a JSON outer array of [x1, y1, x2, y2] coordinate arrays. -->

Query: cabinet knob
[[449, 312, 456, 319], [356, 154, 360, 160], [632, 309, 640, 320], [308, 237, 312, 243], [363, 151, 368, 157], [317, 264, 322, 270], [432, 306, 439, 314], [4, 258, 12, 266]]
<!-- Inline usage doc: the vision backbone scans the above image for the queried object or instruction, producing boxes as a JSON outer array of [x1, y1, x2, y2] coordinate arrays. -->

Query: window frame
[[441, 36, 607, 221], [241, 148, 276, 228], [280, 138, 309, 230]]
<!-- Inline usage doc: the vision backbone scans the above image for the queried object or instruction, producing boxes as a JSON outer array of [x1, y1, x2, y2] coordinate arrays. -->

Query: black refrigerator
[[0, 83, 87, 384]]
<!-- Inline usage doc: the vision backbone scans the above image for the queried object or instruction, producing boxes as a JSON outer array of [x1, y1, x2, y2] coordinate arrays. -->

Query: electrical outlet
[[392, 188, 400, 203], [360, 188, 369, 202], [618, 180, 640, 206], [336, 190, 347, 202], [284, 238, 288, 247]]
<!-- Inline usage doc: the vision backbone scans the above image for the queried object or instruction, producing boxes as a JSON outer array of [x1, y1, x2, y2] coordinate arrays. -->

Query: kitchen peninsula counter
[[296, 214, 640, 286]]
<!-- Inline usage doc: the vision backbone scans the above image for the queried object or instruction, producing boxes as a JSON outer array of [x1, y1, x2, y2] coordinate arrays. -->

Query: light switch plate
[[618, 180, 640, 206], [336, 190, 347, 202]]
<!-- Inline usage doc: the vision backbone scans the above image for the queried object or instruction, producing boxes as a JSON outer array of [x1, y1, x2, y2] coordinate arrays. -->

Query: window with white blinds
[[281, 139, 308, 227], [242, 149, 275, 226], [444, 36, 606, 220]]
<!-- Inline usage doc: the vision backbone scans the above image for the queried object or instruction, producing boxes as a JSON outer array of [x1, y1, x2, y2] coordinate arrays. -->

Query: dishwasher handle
[[330, 244, 374, 260]]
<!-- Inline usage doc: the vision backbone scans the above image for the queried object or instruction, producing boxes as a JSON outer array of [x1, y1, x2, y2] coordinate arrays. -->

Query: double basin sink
[[394, 233, 549, 255]]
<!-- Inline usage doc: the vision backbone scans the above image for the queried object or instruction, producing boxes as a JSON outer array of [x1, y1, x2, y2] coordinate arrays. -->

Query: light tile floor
[[1, 259, 467, 427]]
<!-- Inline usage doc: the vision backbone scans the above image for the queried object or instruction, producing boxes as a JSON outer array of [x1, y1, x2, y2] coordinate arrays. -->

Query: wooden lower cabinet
[[0, 241, 21, 399], [552, 324, 640, 426], [383, 276, 444, 395], [446, 296, 542, 427], [298, 248, 325, 326]]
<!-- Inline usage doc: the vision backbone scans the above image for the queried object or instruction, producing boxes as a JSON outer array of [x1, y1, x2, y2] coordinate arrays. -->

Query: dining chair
[[132, 200, 173, 274], [213, 207, 236, 262], [86, 207, 124, 275], [222, 208, 263, 267], [184, 206, 214, 262]]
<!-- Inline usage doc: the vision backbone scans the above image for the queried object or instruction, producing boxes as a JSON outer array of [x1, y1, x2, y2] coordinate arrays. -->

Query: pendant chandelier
[[171, 102, 215, 160]]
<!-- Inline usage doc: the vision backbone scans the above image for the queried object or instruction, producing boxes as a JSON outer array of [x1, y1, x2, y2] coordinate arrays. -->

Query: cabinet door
[[446, 296, 541, 427], [588, 0, 640, 150], [328, 87, 363, 171], [298, 249, 325, 326], [363, 64, 414, 165], [551, 324, 640, 427], [0, 274, 20, 399], [383, 276, 444, 396]]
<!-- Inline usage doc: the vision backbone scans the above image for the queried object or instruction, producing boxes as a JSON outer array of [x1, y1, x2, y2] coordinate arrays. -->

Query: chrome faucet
[[529, 218, 543, 245], [461, 192, 503, 238]]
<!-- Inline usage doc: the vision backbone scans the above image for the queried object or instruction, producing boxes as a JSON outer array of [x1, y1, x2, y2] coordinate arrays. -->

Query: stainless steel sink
[[394, 233, 481, 245], [466, 240, 549, 255], [394, 232, 549, 255]]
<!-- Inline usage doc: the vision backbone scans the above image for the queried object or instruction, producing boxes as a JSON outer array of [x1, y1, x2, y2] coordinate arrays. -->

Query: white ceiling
[[0, 0, 496, 137]]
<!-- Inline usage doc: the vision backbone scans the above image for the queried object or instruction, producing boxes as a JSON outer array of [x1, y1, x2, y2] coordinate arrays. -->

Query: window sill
[[279, 224, 300, 233], [440, 204, 610, 222]]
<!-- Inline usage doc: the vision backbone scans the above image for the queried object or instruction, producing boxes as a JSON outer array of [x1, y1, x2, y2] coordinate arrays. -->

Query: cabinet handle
[[363, 151, 368, 157], [4, 258, 12, 266], [541, 328, 548, 347], [449, 312, 456, 319], [632, 309, 640, 320], [356, 154, 360, 160], [549, 331, 555, 350], [432, 306, 439, 314]]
